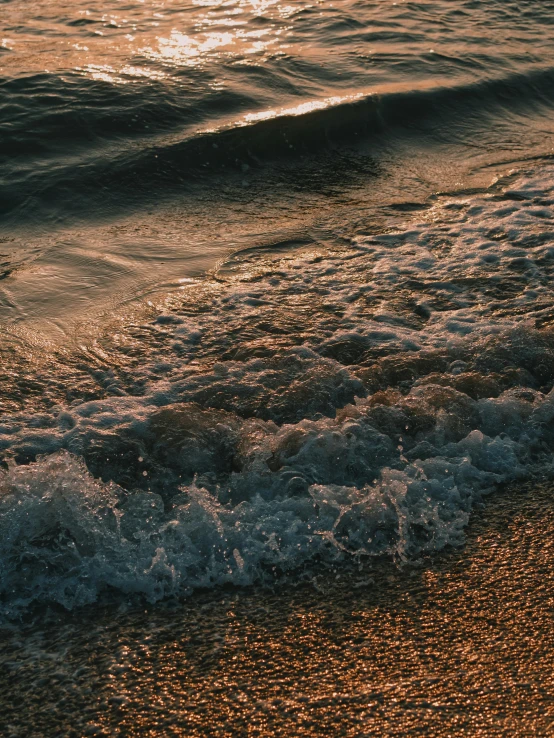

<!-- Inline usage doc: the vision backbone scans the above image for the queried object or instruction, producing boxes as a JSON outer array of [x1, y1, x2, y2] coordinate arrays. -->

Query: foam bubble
[[3, 164, 554, 617]]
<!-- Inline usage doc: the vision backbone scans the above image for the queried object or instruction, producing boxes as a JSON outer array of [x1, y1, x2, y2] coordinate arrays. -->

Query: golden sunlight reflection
[[0, 0, 309, 79], [81, 64, 168, 84], [141, 8, 291, 68], [241, 93, 365, 124]]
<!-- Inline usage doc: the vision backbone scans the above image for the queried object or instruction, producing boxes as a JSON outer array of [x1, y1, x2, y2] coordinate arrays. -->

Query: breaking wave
[[2, 164, 554, 618], [4, 66, 554, 219]]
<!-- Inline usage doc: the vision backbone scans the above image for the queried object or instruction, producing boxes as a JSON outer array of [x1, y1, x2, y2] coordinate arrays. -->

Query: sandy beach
[[2, 479, 553, 737]]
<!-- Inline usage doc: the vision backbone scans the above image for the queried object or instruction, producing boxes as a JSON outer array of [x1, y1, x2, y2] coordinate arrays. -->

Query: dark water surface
[[2, 0, 554, 339], [2, 1, 554, 619]]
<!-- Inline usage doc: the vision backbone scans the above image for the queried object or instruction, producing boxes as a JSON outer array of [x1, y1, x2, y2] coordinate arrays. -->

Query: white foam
[[2, 164, 554, 617]]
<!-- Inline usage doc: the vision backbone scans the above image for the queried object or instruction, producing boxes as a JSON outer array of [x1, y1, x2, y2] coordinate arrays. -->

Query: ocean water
[[2, 0, 554, 619]]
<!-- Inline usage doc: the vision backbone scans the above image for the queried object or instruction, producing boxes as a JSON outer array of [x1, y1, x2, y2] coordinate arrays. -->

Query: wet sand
[[1, 481, 554, 737]]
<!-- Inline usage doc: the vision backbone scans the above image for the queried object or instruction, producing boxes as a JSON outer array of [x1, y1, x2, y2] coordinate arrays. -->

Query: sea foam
[[2, 165, 554, 617]]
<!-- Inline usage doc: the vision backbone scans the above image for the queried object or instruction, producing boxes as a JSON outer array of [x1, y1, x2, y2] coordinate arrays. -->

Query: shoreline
[[2, 480, 554, 736]]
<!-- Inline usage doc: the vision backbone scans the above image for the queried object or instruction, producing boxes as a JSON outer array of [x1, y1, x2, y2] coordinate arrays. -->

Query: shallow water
[[2, 480, 554, 736], [2, 1, 554, 618]]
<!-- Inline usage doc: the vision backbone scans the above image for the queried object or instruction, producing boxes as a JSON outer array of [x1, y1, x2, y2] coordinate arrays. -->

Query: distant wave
[[0, 71, 256, 159], [2, 66, 554, 220]]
